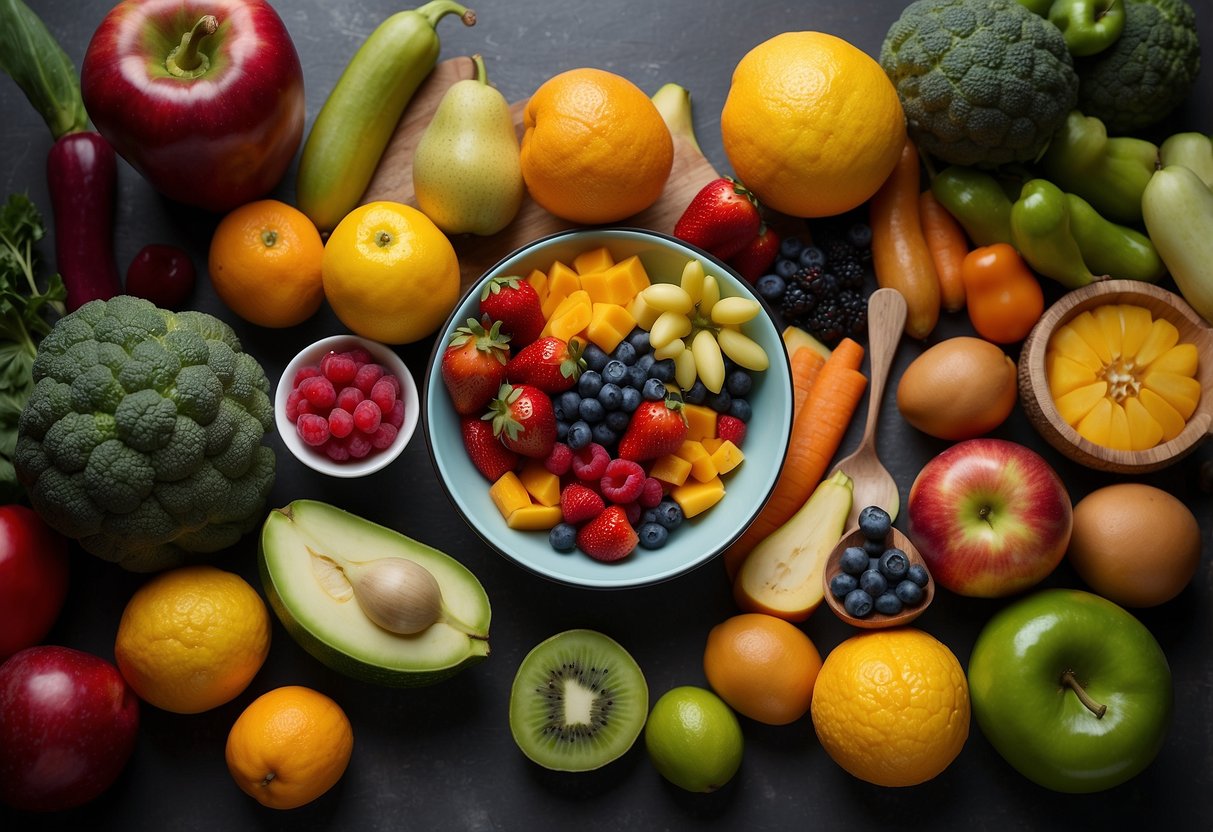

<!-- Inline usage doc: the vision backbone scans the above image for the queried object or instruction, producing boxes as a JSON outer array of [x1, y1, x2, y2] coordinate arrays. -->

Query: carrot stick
[[919, 189, 969, 313], [790, 346, 826, 421], [724, 338, 868, 579]]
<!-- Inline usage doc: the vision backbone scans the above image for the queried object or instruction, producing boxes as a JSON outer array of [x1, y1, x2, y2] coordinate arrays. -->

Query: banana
[[680, 258, 706, 304], [711, 297, 762, 325], [641, 283, 694, 314], [691, 329, 726, 393], [650, 311, 692, 349], [673, 347, 699, 391], [717, 327, 770, 371]]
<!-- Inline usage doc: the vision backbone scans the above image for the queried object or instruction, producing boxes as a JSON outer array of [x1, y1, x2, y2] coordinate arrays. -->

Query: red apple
[[0, 646, 139, 812], [0, 505, 70, 661], [907, 438, 1073, 598], [80, 0, 305, 213]]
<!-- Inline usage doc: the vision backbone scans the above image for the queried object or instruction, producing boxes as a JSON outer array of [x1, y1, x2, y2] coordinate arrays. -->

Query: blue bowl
[[423, 228, 793, 589]]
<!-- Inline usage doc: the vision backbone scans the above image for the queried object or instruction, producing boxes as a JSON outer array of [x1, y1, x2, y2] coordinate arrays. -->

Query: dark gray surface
[[2, 1, 1211, 829]]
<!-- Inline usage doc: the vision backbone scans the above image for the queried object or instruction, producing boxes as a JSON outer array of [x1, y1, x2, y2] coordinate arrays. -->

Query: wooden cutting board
[[360, 56, 720, 293]]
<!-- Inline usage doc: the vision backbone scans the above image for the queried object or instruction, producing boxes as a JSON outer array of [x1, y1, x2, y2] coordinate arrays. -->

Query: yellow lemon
[[114, 565, 270, 714], [322, 201, 461, 345]]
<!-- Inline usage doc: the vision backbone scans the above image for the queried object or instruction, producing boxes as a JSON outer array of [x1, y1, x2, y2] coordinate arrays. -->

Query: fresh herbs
[[0, 193, 65, 499]]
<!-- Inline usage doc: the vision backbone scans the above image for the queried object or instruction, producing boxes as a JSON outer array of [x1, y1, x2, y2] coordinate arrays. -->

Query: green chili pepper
[[930, 166, 1015, 248], [1065, 193, 1165, 283], [1010, 179, 1096, 289], [1039, 111, 1157, 225]]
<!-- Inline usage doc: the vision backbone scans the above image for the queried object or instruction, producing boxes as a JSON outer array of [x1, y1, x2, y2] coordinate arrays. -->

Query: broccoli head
[[880, 0, 1079, 166], [14, 296, 276, 572], [1074, 0, 1200, 134]]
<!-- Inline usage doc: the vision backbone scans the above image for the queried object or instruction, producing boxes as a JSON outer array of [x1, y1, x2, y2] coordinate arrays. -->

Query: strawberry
[[716, 414, 747, 446], [505, 336, 584, 393], [561, 483, 605, 524], [479, 275, 544, 348], [441, 318, 510, 416], [460, 416, 519, 481], [576, 505, 638, 562], [674, 177, 763, 261], [727, 224, 781, 283], [486, 383, 557, 459], [617, 398, 689, 461]]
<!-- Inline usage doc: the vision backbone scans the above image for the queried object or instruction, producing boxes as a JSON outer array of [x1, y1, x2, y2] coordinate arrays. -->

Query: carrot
[[724, 338, 867, 579], [919, 189, 969, 313], [790, 346, 826, 421], [869, 137, 941, 340]]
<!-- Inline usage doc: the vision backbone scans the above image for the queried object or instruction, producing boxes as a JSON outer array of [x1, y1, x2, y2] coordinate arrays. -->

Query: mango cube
[[518, 461, 561, 507], [700, 437, 724, 454], [585, 303, 636, 353], [649, 453, 692, 487], [541, 261, 581, 319], [611, 255, 651, 297], [489, 472, 530, 521], [542, 290, 592, 342], [709, 440, 744, 476], [506, 504, 564, 531], [573, 246, 614, 276], [525, 268, 549, 306], [672, 476, 725, 518], [682, 404, 717, 442], [675, 440, 717, 483]]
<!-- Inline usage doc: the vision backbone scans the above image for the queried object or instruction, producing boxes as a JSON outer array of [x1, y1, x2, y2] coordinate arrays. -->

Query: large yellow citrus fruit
[[521, 68, 674, 224], [322, 201, 461, 345], [208, 199, 326, 328], [702, 612, 822, 725], [811, 628, 969, 787], [721, 32, 906, 218], [226, 685, 354, 810], [114, 565, 271, 714]]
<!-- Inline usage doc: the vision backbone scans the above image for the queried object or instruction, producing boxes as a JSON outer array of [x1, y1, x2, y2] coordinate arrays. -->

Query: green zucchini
[[296, 0, 475, 232], [1142, 165, 1213, 325]]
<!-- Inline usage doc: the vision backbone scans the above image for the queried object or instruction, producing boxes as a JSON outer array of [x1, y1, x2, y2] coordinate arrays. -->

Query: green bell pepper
[[1010, 180, 1096, 289], [1159, 132, 1213, 189], [1039, 111, 1157, 225], [930, 166, 1014, 247], [1065, 193, 1165, 282]]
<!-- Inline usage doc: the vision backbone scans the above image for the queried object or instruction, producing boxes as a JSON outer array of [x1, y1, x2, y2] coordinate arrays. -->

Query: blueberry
[[627, 329, 651, 354], [775, 258, 800, 279], [598, 382, 623, 411], [578, 370, 603, 398], [869, 557, 881, 573], [578, 397, 605, 424], [649, 358, 675, 383], [591, 423, 617, 447], [556, 420, 569, 441], [626, 364, 648, 389], [582, 344, 609, 372], [858, 506, 892, 541], [549, 523, 577, 552], [799, 245, 826, 269], [727, 398, 752, 422], [863, 538, 886, 557], [605, 410, 630, 432], [566, 421, 592, 450], [612, 340, 638, 366], [725, 369, 752, 397], [755, 274, 786, 301], [684, 380, 708, 405], [602, 359, 628, 385], [642, 377, 667, 401], [557, 390, 581, 421], [906, 563, 930, 588], [879, 548, 909, 581], [894, 579, 924, 606], [843, 588, 874, 618], [829, 572, 858, 600], [847, 222, 873, 250], [641, 508, 659, 526], [779, 236, 804, 259], [859, 568, 888, 597], [635, 353, 655, 374], [707, 388, 732, 413], [874, 592, 903, 615], [655, 500, 683, 530], [638, 522, 669, 550], [839, 546, 869, 576], [620, 385, 642, 412]]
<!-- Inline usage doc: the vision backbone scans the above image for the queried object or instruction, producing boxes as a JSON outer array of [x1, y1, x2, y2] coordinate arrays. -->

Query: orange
[[702, 612, 822, 725], [811, 628, 969, 787], [721, 32, 906, 218], [226, 685, 354, 810], [114, 565, 271, 714], [321, 200, 461, 345], [208, 199, 325, 327], [520, 68, 674, 224]]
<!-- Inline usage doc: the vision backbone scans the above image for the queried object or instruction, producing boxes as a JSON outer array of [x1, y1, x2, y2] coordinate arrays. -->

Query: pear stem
[[165, 16, 217, 77], [1061, 669, 1107, 718], [472, 54, 487, 85]]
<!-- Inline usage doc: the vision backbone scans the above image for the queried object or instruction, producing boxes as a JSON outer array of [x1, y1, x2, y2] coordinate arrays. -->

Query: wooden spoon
[[822, 527, 934, 629], [830, 287, 907, 530]]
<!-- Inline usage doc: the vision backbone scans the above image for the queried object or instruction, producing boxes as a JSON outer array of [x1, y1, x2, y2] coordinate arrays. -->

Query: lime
[[644, 686, 743, 792]]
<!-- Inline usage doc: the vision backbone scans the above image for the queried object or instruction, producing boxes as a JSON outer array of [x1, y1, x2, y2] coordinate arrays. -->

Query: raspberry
[[717, 415, 747, 446], [544, 443, 573, 476], [639, 476, 664, 509], [336, 385, 364, 412], [296, 413, 330, 446], [296, 398, 314, 416], [321, 352, 358, 385], [353, 363, 384, 394], [370, 423, 398, 450], [323, 437, 350, 462], [571, 442, 610, 481], [370, 377, 398, 411], [327, 407, 354, 439], [386, 399, 405, 428], [285, 388, 304, 422], [599, 458, 646, 504], [561, 483, 605, 524], [353, 400, 382, 434], [344, 347, 372, 365], [298, 376, 337, 410], [293, 365, 321, 387], [347, 433, 373, 459]]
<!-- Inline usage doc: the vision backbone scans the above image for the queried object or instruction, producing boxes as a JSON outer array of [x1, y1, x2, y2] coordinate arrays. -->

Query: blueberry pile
[[829, 506, 930, 619], [753, 218, 873, 345], [554, 328, 755, 451]]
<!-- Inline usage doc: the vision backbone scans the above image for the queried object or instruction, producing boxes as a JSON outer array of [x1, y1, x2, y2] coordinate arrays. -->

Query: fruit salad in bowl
[[423, 228, 793, 589]]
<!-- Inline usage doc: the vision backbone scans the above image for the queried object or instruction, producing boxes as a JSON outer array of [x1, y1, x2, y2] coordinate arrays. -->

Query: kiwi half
[[508, 629, 649, 772]]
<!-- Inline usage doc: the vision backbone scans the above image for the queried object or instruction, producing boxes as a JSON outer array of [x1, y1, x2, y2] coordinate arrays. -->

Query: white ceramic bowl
[[423, 228, 794, 589], [275, 335, 420, 478]]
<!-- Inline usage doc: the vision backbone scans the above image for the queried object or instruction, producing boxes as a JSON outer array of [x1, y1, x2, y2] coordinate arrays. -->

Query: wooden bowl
[[822, 527, 935, 629], [1018, 280, 1213, 474]]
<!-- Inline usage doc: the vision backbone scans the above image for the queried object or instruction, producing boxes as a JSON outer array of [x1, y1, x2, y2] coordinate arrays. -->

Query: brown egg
[[1067, 483, 1202, 607], [895, 337, 1017, 440]]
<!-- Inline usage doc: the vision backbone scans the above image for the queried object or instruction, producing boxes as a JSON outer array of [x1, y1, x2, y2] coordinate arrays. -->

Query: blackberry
[[837, 289, 868, 338], [807, 271, 839, 298], [805, 298, 845, 344], [778, 282, 814, 319], [835, 258, 866, 291]]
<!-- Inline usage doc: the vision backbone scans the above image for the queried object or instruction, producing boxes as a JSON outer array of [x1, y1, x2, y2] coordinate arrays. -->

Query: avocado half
[[259, 500, 491, 686]]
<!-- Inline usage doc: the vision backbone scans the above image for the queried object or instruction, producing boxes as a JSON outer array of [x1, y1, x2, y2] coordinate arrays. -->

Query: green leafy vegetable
[[0, 0, 88, 139], [0, 194, 65, 500]]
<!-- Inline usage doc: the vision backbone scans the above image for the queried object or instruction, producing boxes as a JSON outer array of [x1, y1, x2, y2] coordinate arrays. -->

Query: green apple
[[968, 588, 1172, 793]]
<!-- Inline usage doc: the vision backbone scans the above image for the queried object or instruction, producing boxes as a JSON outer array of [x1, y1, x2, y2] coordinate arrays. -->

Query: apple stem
[[1061, 669, 1107, 719], [165, 15, 218, 78]]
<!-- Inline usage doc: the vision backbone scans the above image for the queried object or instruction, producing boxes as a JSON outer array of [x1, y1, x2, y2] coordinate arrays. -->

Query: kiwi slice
[[508, 629, 649, 772]]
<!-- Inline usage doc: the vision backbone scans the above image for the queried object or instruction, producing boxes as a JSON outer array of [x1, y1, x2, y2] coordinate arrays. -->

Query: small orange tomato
[[960, 243, 1044, 344]]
